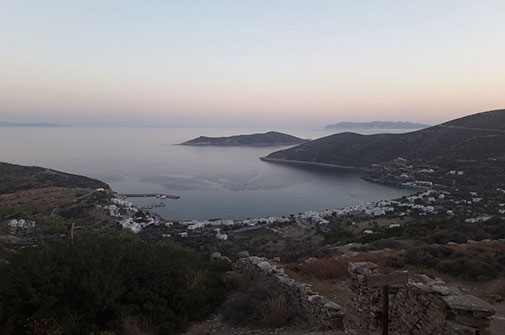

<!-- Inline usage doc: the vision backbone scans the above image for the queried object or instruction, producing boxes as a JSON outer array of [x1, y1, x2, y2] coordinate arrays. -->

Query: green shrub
[[0, 233, 227, 335], [436, 258, 499, 281]]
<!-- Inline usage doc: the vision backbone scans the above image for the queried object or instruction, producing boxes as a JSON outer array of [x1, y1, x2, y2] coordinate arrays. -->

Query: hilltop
[[179, 131, 308, 146], [324, 121, 429, 130], [0, 162, 109, 194], [264, 109, 505, 169]]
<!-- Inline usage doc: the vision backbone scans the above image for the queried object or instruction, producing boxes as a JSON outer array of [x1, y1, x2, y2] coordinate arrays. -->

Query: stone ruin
[[235, 252, 345, 331], [347, 261, 495, 335], [233, 253, 496, 334]]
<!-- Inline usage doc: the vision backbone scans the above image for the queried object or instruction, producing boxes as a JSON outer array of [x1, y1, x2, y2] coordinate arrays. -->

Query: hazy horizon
[[2, 1, 505, 128]]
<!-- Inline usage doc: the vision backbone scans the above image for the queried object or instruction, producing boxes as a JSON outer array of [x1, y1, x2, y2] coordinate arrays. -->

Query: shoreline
[[259, 156, 365, 171]]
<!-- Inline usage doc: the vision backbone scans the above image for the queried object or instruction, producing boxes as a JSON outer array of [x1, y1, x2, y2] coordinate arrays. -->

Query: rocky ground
[[184, 315, 344, 335]]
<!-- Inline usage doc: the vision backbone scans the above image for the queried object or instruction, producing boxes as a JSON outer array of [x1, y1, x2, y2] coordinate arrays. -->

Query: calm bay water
[[0, 127, 414, 220]]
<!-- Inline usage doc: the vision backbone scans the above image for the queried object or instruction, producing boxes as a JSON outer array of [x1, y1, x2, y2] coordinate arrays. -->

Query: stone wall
[[347, 261, 495, 335], [235, 252, 345, 331]]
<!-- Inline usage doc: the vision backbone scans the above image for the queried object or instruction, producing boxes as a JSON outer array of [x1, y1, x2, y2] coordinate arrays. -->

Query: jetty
[[118, 193, 180, 199]]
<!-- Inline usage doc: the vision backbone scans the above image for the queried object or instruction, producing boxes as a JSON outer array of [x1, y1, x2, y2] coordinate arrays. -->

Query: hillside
[[0, 162, 109, 194], [179, 131, 307, 146], [264, 110, 505, 168], [325, 121, 429, 130]]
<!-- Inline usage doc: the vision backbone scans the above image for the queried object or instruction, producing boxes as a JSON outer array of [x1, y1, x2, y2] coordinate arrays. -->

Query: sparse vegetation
[[295, 251, 404, 280], [406, 241, 505, 281]]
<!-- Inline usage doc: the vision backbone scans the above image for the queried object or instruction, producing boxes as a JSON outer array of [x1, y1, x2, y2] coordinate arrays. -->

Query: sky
[[1, 0, 505, 128]]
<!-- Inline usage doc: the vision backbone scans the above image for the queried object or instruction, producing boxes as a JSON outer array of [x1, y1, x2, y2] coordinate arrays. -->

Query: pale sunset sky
[[1, 1, 504, 128]]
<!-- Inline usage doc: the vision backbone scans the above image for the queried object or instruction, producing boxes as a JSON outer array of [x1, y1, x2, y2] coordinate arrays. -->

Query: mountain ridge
[[263, 109, 505, 168]]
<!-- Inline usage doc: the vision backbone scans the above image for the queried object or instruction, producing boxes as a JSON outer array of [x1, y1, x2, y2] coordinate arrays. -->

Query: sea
[[0, 127, 416, 220]]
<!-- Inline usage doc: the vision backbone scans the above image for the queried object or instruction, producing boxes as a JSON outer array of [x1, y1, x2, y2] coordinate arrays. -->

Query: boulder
[[210, 252, 221, 260], [442, 295, 495, 317]]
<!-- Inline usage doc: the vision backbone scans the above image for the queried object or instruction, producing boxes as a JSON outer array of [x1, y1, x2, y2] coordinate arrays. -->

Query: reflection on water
[[0, 127, 415, 220]]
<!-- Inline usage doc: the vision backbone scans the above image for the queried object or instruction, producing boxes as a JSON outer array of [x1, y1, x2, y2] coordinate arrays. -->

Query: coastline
[[177, 142, 306, 147], [259, 156, 365, 171]]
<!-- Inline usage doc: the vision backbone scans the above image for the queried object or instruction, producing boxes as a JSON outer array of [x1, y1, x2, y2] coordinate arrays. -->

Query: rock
[[412, 274, 434, 284], [442, 295, 495, 317], [248, 256, 264, 264], [276, 275, 295, 286], [445, 320, 478, 335], [488, 294, 504, 303], [308, 295, 323, 303], [455, 313, 490, 328], [324, 302, 342, 311], [347, 262, 378, 273], [210, 252, 221, 260], [410, 282, 435, 294], [431, 285, 462, 296], [238, 250, 249, 258], [342, 251, 360, 257], [257, 261, 274, 272]]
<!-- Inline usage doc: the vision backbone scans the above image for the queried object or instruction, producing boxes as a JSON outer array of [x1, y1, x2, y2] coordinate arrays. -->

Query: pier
[[118, 193, 180, 199]]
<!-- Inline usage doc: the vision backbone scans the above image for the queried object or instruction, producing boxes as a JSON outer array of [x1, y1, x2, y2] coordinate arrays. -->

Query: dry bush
[[222, 282, 294, 328], [24, 318, 63, 335], [299, 258, 348, 280], [184, 267, 208, 290], [258, 294, 289, 328], [436, 258, 498, 281], [405, 241, 505, 281], [121, 316, 156, 335], [296, 252, 403, 280]]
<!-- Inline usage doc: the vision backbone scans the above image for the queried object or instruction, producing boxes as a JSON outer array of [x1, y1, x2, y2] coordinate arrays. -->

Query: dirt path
[[183, 315, 346, 335]]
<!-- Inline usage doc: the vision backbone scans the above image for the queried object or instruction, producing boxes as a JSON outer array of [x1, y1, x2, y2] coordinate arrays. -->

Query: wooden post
[[382, 285, 389, 335], [70, 222, 75, 244], [365, 270, 408, 335]]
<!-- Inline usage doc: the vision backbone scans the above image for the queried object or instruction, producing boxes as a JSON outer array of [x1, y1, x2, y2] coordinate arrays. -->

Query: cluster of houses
[[104, 171, 505, 240], [168, 191, 444, 238], [102, 197, 169, 233], [8, 219, 36, 229]]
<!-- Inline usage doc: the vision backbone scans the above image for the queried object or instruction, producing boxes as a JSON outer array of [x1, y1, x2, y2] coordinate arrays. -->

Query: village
[[105, 157, 505, 254]]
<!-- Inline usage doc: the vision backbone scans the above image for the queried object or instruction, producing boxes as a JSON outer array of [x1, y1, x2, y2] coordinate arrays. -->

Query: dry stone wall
[[236, 252, 345, 331], [347, 261, 495, 335]]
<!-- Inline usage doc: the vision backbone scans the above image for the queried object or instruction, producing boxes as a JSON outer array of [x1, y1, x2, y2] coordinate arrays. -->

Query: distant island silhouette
[[179, 131, 308, 146], [324, 121, 429, 130], [0, 122, 63, 127]]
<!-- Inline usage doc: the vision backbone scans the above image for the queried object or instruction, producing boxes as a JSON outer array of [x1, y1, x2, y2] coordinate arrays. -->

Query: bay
[[0, 127, 414, 220]]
